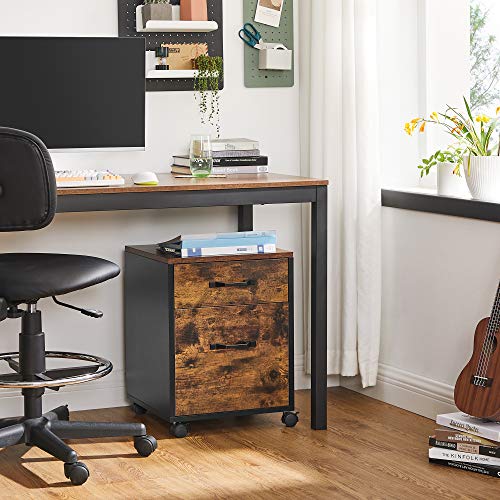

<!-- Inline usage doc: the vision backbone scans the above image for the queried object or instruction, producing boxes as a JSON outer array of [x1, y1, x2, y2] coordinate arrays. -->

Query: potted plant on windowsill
[[418, 145, 469, 198], [405, 97, 500, 202], [142, 0, 173, 26]]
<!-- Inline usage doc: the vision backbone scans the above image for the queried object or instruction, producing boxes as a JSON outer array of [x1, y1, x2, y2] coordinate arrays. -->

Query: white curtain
[[300, 0, 382, 387]]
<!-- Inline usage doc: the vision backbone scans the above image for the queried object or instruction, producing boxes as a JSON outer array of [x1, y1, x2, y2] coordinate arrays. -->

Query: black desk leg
[[238, 205, 254, 231], [311, 186, 328, 430]]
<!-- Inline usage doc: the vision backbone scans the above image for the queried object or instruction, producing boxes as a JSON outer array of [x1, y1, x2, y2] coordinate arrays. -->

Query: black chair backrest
[[0, 127, 57, 232]]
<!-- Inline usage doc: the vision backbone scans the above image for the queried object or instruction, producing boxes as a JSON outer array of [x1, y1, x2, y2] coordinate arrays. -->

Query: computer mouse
[[133, 172, 159, 186]]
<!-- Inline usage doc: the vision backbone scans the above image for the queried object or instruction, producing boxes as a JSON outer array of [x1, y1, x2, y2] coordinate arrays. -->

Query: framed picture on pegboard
[[118, 0, 224, 92]]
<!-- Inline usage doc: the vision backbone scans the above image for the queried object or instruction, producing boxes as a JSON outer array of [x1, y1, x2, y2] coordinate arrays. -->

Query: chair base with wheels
[[0, 127, 157, 486], [0, 303, 157, 486]]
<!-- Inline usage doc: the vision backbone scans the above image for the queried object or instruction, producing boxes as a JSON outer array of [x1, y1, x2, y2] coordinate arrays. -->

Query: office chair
[[0, 127, 157, 486]]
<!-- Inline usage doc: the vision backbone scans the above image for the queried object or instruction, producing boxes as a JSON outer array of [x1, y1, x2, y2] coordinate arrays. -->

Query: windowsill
[[381, 188, 500, 223]]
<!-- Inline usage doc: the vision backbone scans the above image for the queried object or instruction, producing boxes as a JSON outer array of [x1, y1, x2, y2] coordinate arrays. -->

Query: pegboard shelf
[[136, 6, 218, 32], [147, 69, 197, 79], [138, 21, 218, 32], [119, 0, 223, 92]]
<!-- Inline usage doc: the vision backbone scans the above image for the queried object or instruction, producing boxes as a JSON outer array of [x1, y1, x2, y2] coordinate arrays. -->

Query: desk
[[57, 173, 329, 430]]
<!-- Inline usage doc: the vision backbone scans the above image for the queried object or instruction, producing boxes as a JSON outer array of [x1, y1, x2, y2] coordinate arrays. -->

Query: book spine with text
[[429, 437, 500, 458], [433, 428, 497, 446], [173, 156, 268, 168], [429, 458, 500, 478], [181, 244, 276, 258], [429, 447, 500, 467], [213, 149, 260, 158], [212, 165, 269, 174], [211, 140, 260, 152], [436, 414, 500, 442]]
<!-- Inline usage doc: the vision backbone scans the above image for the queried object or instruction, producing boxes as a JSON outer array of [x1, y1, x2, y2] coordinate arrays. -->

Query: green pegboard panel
[[243, 0, 294, 88]]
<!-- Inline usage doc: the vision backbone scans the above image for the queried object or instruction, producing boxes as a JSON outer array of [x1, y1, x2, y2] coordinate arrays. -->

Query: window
[[470, 0, 500, 113], [380, 0, 500, 220]]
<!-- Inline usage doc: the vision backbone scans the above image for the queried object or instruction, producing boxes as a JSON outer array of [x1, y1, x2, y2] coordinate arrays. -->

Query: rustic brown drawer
[[175, 303, 289, 416], [174, 258, 288, 309]]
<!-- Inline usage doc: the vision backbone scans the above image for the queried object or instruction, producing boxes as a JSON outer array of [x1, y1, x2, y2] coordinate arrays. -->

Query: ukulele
[[454, 281, 500, 420]]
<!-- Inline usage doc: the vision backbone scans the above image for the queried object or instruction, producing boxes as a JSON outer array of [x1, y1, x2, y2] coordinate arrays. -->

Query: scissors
[[238, 23, 266, 50]]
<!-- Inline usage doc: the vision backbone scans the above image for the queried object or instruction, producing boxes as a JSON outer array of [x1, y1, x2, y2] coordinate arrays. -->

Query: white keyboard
[[55, 170, 125, 188]]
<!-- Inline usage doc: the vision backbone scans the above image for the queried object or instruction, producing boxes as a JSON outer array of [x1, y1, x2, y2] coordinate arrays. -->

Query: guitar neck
[[488, 281, 500, 335]]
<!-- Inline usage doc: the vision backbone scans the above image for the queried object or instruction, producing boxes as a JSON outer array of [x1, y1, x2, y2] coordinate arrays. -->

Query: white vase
[[437, 162, 469, 198], [464, 156, 500, 203]]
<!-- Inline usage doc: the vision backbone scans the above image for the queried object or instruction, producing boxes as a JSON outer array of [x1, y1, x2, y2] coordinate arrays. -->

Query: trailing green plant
[[193, 54, 224, 137], [418, 145, 465, 178]]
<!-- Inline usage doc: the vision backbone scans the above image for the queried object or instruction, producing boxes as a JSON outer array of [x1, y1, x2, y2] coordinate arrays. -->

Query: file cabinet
[[124, 245, 297, 437]]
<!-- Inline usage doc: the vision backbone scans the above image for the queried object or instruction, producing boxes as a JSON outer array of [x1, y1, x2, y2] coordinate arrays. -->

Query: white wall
[[0, 0, 319, 417], [343, 0, 500, 419]]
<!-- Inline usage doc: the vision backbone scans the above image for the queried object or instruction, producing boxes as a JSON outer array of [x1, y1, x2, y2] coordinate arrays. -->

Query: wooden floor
[[0, 388, 497, 499]]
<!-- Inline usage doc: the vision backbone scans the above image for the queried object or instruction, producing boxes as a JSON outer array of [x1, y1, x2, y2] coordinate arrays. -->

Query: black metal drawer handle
[[209, 279, 256, 289], [210, 341, 257, 351]]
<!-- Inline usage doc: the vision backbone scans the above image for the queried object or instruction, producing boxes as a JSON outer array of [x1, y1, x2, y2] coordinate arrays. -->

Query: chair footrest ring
[[0, 352, 113, 389]]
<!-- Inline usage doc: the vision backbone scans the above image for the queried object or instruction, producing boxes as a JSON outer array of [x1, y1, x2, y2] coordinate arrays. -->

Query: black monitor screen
[[0, 37, 145, 150]]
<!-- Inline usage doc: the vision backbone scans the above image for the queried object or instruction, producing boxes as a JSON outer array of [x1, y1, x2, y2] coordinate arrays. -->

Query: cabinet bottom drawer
[[174, 303, 290, 416]]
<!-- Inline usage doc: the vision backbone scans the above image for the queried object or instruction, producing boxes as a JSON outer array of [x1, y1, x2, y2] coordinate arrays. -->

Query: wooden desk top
[[57, 173, 329, 196]]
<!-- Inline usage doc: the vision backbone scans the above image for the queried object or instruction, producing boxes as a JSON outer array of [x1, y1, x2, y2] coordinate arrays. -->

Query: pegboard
[[243, 0, 294, 88], [118, 0, 224, 92]]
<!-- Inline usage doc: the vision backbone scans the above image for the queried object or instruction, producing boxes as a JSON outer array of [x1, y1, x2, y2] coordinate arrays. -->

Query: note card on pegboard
[[243, 0, 294, 88]]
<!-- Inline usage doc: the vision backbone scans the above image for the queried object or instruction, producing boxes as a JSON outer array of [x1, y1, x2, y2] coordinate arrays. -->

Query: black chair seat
[[0, 254, 120, 304]]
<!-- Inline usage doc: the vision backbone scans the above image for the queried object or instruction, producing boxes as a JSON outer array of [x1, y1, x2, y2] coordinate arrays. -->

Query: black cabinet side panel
[[125, 252, 172, 419]]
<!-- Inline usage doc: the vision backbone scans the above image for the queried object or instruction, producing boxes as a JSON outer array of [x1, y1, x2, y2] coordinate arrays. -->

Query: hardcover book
[[429, 437, 500, 458], [210, 138, 260, 152], [436, 412, 500, 442], [429, 458, 500, 478], [433, 428, 498, 446], [429, 447, 500, 467], [172, 155, 268, 168], [171, 165, 269, 175]]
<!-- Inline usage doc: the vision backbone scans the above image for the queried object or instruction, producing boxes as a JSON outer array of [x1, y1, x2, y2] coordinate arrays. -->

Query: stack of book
[[157, 230, 277, 258], [429, 412, 500, 478], [171, 138, 269, 175]]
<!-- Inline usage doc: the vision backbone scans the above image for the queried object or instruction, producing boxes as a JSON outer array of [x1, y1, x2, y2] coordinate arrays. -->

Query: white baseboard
[[0, 356, 338, 417], [294, 354, 340, 390], [340, 363, 457, 419]]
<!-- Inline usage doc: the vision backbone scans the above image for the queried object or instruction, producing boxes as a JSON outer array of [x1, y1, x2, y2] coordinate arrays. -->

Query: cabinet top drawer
[[174, 258, 289, 308]]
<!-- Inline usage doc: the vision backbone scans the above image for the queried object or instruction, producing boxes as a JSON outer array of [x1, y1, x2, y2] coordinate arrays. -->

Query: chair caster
[[131, 403, 147, 415], [134, 435, 158, 457], [64, 462, 90, 486], [170, 422, 189, 438], [281, 411, 299, 427]]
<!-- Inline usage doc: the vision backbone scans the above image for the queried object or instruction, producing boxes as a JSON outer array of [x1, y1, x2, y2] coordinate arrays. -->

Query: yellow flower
[[430, 112, 439, 121], [496, 106, 500, 115], [411, 118, 421, 124], [404, 122, 417, 136], [419, 122, 426, 133], [476, 114, 491, 123]]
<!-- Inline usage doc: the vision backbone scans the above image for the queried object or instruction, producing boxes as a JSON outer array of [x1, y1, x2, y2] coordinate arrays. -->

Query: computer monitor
[[0, 37, 145, 152]]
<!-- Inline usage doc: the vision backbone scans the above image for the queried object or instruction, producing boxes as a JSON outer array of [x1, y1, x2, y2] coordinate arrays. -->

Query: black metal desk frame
[[57, 184, 328, 430]]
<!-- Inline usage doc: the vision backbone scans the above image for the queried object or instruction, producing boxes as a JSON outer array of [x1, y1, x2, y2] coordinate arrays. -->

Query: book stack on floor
[[157, 230, 277, 258], [429, 412, 500, 478], [171, 138, 269, 175]]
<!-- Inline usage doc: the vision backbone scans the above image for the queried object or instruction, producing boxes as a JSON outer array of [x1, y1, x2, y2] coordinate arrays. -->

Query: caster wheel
[[64, 462, 90, 486], [134, 435, 158, 457], [281, 411, 299, 428], [54, 405, 70, 421], [170, 422, 189, 438], [132, 403, 147, 415]]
